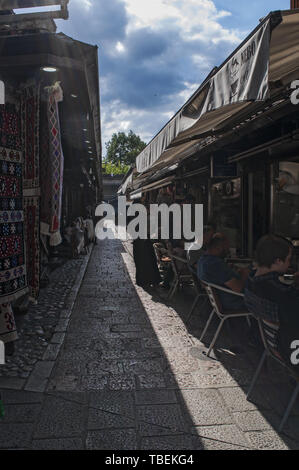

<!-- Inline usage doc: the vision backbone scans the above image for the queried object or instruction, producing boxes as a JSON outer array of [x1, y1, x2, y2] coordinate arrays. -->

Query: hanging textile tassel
[[0, 393, 4, 419]]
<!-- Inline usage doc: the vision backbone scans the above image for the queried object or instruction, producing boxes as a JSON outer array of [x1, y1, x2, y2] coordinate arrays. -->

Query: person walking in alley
[[132, 202, 161, 289]]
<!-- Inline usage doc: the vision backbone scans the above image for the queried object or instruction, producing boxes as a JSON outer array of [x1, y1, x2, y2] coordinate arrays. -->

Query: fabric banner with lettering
[[200, 19, 271, 115], [136, 19, 271, 174]]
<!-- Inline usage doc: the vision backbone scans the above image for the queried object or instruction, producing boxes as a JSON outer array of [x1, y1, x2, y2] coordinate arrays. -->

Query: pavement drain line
[[42, 391, 254, 450]]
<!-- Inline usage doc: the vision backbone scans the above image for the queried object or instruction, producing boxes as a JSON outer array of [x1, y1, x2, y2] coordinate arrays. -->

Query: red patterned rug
[[0, 146, 28, 303], [40, 85, 64, 246]]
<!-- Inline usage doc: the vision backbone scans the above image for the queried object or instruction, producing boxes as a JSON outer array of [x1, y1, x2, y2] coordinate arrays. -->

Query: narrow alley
[[1, 237, 299, 450]]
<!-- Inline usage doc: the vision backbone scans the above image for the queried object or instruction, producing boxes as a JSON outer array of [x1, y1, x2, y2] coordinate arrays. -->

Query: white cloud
[[73, 0, 92, 10], [177, 81, 199, 104], [123, 0, 241, 44], [102, 100, 168, 151], [62, 0, 247, 150]]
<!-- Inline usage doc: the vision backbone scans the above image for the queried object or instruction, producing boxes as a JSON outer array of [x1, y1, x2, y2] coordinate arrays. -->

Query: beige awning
[[130, 175, 175, 199], [1, 0, 68, 8], [117, 171, 133, 195]]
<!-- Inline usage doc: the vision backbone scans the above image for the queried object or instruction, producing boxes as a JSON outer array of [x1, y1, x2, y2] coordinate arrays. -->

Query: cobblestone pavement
[[1, 237, 299, 450], [0, 253, 91, 391]]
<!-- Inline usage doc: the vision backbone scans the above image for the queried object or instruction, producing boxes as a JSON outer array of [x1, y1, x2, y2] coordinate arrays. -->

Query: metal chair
[[167, 253, 193, 300], [154, 243, 170, 264], [245, 288, 299, 432], [200, 280, 251, 358]]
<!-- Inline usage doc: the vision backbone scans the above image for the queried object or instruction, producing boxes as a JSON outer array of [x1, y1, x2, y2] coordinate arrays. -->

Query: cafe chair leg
[[168, 278, 178, 300], [167, 279, 175, 299], [200, 309, 215, 342], [246, 350, 267, 400], [186, 294, 200, 322], [207, 318, 225, 358], [279, 382, 299, 432], [188, 296, 209, 324]]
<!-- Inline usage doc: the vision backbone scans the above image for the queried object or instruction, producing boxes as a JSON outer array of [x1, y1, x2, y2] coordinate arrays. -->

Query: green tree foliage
[[105, 130, 147, 166], [102, 161, 130, 176]]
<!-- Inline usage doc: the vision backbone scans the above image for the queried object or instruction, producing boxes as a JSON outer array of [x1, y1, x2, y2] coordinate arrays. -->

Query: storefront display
[[274, 161, 299, 240], [210, 178, 242, 255]]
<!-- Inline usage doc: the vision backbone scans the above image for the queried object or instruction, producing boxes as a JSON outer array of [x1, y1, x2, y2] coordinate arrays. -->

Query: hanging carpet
[[22, 85, 40, 194], [0, 103, 22, 151], [0, 146, 28, 303], [24, 196, 40, 302], [21, 84, 41, 301]]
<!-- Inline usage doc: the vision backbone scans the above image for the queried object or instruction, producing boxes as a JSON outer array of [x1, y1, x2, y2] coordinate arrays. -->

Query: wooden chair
[[200, 281, 251, 358]]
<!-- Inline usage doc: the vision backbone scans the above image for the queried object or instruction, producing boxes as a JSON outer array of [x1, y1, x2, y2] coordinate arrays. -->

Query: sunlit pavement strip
[[1, 237, 299, 449]]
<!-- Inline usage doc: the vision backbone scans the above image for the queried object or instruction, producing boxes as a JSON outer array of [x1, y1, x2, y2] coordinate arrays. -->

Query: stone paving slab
[[1, 403, 41, 423], [0, 423, 34, 449], [137, 404, 189, 436], [135, 389, 177, 405], [25, 361, 55, 393], [179, 389, 234, 426], [31, 438, 84, 450], [191, 425, 252, 450], [0, 250, 92, 389], [0, 378, 26, 390], [33, 395, 86, 439], [86, 429, 138, 450], [245, 430, 296, 450], [140, 435, 200, 450], [80, 373, 137, 392], [1, 390, 43, 404]]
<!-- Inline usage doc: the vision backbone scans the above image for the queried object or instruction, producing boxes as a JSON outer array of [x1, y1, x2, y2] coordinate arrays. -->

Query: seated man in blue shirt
[[197, 234, 250, 311]]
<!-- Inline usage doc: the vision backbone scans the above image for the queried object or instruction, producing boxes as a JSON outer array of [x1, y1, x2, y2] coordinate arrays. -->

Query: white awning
[[1, 0, 67, 8], [129, 190, 143, 200], [136, 10, 299, 174], [129, 175, 175, 200]]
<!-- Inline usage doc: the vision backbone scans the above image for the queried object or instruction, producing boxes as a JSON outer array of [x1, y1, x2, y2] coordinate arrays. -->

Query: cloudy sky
[[19, 0, 290, 151]]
